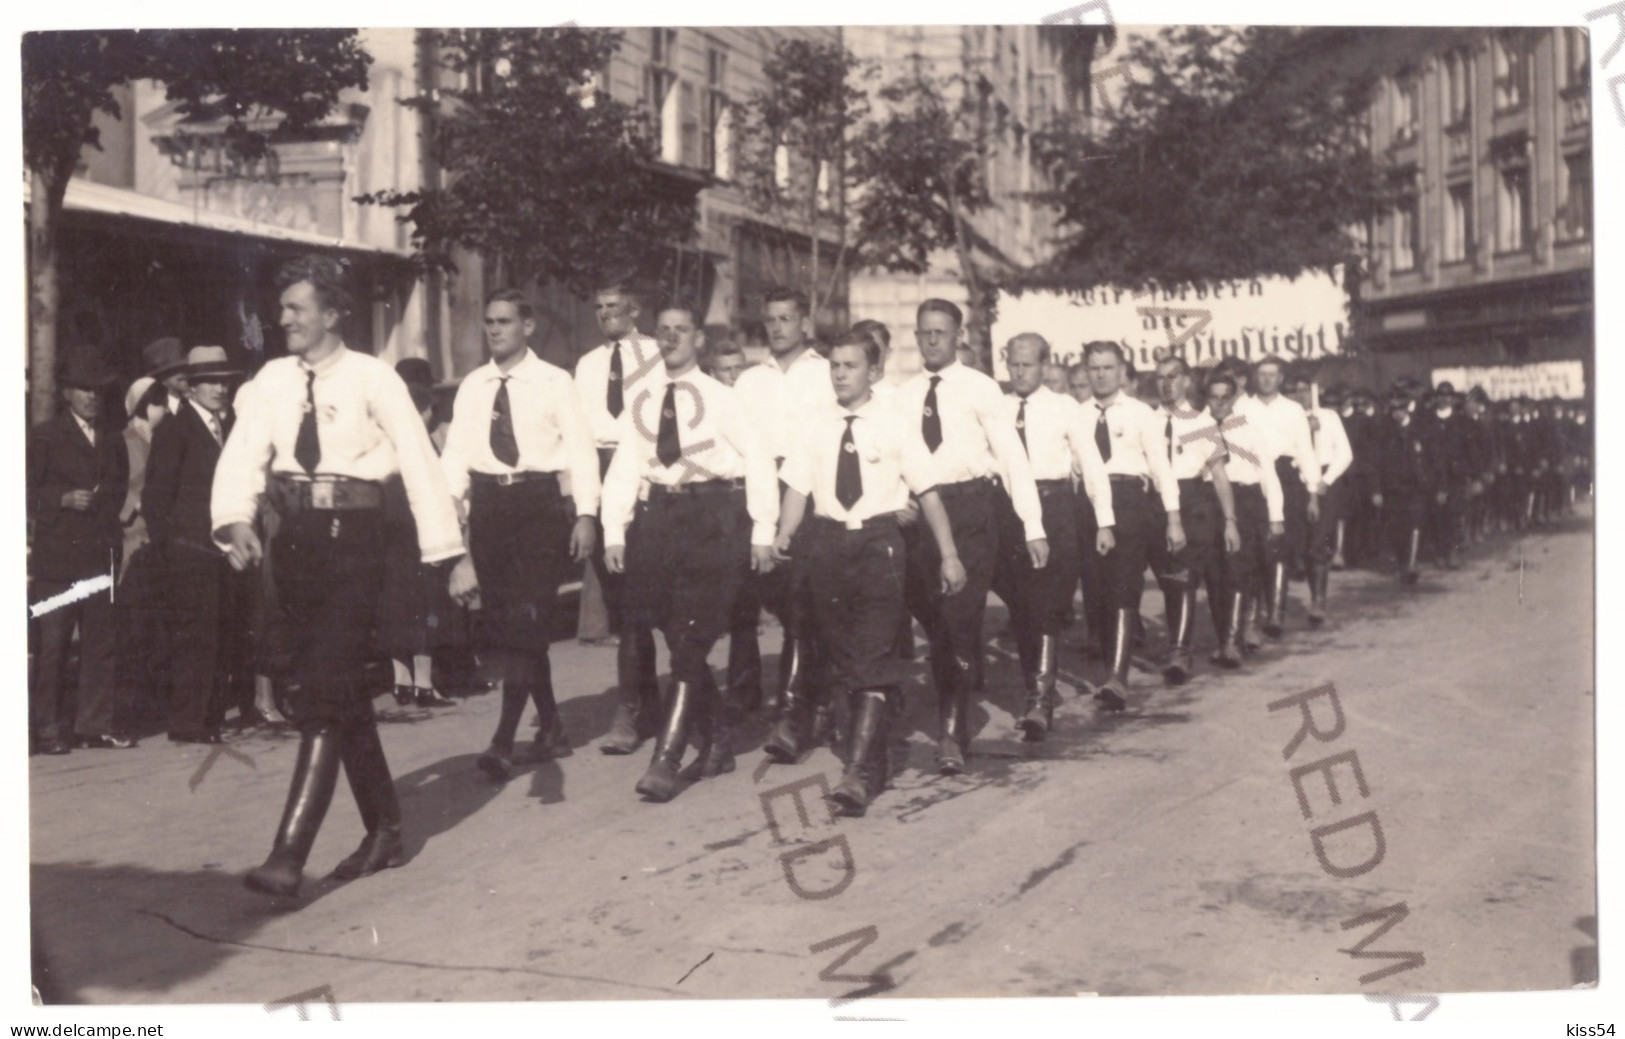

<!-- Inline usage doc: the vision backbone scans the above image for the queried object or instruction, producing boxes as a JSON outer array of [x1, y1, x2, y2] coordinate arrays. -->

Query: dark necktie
[[490, 376, 520, 467], [656, 382, 681, 467], [836, 415, 862, 510], [1095, 402, 1112, 463], [207, 410, 223, 447], [1164, 414, 1174, 464], [1016, 397, 1029, 454], [607, 342, 624, 418], [923, 375, 943, 453], [294, 369, 321, 473]]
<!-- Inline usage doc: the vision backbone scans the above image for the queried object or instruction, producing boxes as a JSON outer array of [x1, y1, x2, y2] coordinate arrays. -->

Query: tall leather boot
[[1210, 591, 1246, 669], [763, 679, 808, 763], [1306, 564, 1329, 627], [682, 674, 736, 780], [332, 718, 405, 881], [1241, 596, 1262, 654], [766, 628, 803, 716], [245, 723, 341, 897], [832, 690, 887, 816], [1019, 635, 1058, 742], [1262, 562, 1288, 637], [635, 681, 695, 803], [600, 630, 657, 754], [1094, 608, 1134, 712], [1162, 590, 1196, 685], [1402, 528, 1422, 585], [936, 654, 971, 775]]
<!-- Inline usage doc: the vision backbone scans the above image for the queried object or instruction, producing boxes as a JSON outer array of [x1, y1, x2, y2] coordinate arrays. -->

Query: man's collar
[[1095, 390, 1123, 408], [298, 343, 348, 375], [188, 399, 220, 424], [842, 392, 880, 417], [487, 348, 538, 381]]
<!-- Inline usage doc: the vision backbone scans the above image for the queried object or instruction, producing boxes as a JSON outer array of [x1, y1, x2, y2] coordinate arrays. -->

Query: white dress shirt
[[1157, 404, 1229, 483], [1212, 411, 1284, 522], [441, 349, 601, 515], [600, 366, 778, 549], [1244, 393, 1323, 493], [897, 361, 1046, 543], [1006, 386, 1114, 528], [1086, 391, 1181, 513], [575, 332, 663, 448], [1308, 406, 1353, 487], [189, 399, 225, 445], [211, 346, 464, 563], [781, 394, 936, 524], [167, 391, 186, 416], [734, 347, 836, 463], [71, 412, 96, 446]]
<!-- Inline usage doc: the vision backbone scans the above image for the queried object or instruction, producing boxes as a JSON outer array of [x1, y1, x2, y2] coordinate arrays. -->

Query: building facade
[[1357, 27, 1593, 399]]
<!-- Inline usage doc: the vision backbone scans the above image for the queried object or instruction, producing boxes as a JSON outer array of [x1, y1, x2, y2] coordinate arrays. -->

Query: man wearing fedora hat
[[144, 346, 253, 744], [142, 337, 191, 415], [28, 347, 132, 754]]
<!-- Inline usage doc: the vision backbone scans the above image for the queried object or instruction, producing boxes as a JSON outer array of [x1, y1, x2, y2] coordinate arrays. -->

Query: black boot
[[682, 677, 737, 780], [1094, 608, 1133, 711], [1019, 635, 1058, 742], [1307, 564, 1329, 627], [936, 656, 971, 774], [1240, 596, 1262, 653], [1162, 590, 1196, 685], [636, 681, 695, 802], [601, 631, 657, 754], [832, 690, 888, 816], [245, 724, 341, 897], [763, 683, 808, 764], [1210, 591, 1246, 669], [765, 629, 805, 716], [332, 718, 405, 881], [1262, 562, 1287, 637]]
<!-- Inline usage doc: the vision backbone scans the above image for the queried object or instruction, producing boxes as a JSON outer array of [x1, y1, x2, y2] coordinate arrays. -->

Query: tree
[[357, 28, 699, 297], [734, 39, 870, 324], [848, 56, 1005, 369], [23, 30, 372, 423], [1028, 26, 1391, 294]]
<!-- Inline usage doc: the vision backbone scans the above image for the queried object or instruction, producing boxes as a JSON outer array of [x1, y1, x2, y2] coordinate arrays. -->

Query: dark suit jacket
[[27, 411, 129, 583], [144, 403, 233, 556]]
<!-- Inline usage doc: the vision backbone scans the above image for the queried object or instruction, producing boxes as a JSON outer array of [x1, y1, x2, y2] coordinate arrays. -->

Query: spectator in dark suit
[[143, 346, 252, 743], [28, 348, 133, 754]]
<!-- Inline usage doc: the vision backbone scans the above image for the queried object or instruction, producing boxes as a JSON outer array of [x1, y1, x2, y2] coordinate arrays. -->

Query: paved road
[[29, 518, 1595, 1006]]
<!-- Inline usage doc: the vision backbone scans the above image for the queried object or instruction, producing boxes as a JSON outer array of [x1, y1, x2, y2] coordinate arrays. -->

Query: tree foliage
[[1029, 26, 1390, 293], [359, 28, 699, 294], [22, 29, 372, 422]]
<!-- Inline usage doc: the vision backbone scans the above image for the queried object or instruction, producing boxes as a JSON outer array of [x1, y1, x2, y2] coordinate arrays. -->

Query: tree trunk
[[28, 167, 63, 425]]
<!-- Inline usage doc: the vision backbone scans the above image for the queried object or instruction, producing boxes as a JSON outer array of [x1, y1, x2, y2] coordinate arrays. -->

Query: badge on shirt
[[843, 441, 857, 453], [923, 406, 934, 418], [319, 404, 339, 424]]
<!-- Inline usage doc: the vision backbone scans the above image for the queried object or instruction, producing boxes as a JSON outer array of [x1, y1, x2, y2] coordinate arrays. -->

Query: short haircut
[[484, 286, 534, 320], [1253, 354, 1286, 376], [917, 298, 963, 328], [1157, 355, 1190, 377], [763, 285, 810, 317], [849, 318, 891, 351], [1083, 340, 1124, 363], [595, 279, 641, 306], [275, 254, 351, 317], [1005, 332, 1051, 364], [655, 296, 703, 325], [1206, 371, 1238, 396], [829, 329, 883, 368], [708, 339, 744, 360], [1067, 361, 1090, 381]]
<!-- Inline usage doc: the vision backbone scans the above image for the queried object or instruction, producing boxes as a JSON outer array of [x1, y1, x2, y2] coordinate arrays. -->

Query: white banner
[[992, 268, 1350, 379], [1431, 361, 1586, 401]]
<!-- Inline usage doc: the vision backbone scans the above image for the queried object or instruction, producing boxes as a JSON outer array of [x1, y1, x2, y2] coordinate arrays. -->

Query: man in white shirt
[[775, 330, 966, 815], [1076, 341, 1183, 710], [1204, 371, 1283, 667], [991, 333, 1112, 740], [1245, 356, 1322, 638], [737, 287, 836, 762], [1286, 373, 1352, 627], [603, 298, 778, 802], [1149, 357, 1242, 684], [217, 255, 475, 898], [575, 281, 663, 756], [897, 299, 1048, 773], [443, 288, 601, 781]]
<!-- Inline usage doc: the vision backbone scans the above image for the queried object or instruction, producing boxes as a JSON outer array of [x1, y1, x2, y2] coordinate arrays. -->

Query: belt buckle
[[497, 471, 517, 487], [309, 482, 335, 509]]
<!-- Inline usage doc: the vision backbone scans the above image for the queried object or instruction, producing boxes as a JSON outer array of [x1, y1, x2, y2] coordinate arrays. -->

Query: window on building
[[1392, 195, 1420, 272], [1441, 50, 1471, 127], [1562, 27, 1591, 88], [1392, 74, 1419, 143], [1496, 164, 1531, 252], [1493, 31, 1530, 111], [1559, 151, 1591, 240], [1443, 182, 1474, 263], [702, 47, 731, 177], [644, 28, 681, 164]]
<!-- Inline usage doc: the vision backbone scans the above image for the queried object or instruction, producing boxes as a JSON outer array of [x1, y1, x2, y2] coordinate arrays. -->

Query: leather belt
[[648, 478, 745, 498], [1109, 473, 1151, 491], [935, 476, 995, 500], [272, 475, 383, 512], [471, 470, 559, 488], [809, 513, 899, 534], [1036, 478, 1074, 496]]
